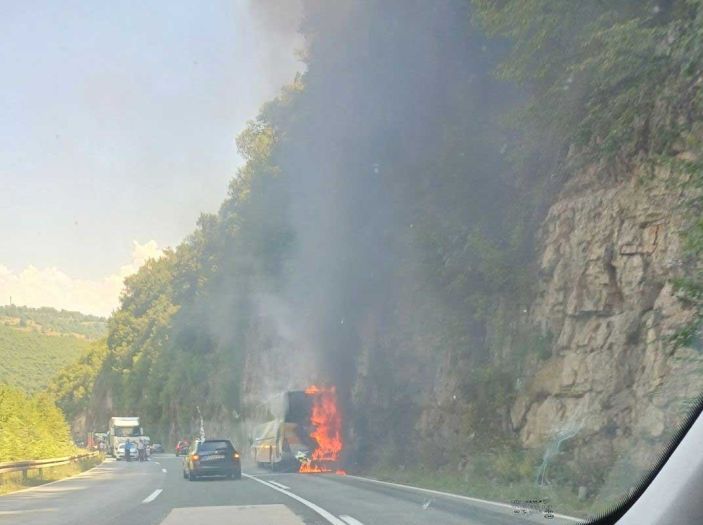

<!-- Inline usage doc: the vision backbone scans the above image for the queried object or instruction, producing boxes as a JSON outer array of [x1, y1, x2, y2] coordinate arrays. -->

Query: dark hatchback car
[[183, 439, 241, 481]]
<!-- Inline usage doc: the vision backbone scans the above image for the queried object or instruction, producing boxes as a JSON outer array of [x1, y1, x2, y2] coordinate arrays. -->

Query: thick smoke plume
[[242, 0, 521, 464]]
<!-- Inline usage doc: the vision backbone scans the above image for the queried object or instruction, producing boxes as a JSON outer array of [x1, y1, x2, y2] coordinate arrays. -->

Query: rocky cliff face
[[512, 161, 703, 476]]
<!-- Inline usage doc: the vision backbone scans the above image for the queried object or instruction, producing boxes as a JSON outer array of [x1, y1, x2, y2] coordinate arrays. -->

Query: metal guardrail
[[0, 451, 100, 476]]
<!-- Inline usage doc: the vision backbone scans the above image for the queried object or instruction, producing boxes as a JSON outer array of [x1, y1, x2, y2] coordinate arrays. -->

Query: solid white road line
[[340, 515, 365, 525], [162, 468, 167, 473], [243, 474, 346, 525], [344, 475, 581, 523], [268, 480, 291, 490], [142, 489, 163, 504]]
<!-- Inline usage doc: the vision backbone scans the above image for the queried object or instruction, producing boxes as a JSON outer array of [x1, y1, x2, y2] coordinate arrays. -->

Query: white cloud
[[0, 240, 163, 318]]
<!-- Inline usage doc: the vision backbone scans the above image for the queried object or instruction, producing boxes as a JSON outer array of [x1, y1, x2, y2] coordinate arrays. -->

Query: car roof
[[196, 438, 236, 449]]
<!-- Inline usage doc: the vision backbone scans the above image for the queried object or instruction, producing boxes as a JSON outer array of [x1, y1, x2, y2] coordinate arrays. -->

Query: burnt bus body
[[251, 390, 316, 471]]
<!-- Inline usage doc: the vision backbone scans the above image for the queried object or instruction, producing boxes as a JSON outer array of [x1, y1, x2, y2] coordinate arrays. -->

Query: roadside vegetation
[[0, 313, 103, 493], [47, 340, 109, 424], [0, 384, 76, 462], [0, 454, 101, 496]]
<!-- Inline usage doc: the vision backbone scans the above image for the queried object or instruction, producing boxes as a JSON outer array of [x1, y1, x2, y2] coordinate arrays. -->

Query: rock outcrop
[[514, 161, 703, 472]]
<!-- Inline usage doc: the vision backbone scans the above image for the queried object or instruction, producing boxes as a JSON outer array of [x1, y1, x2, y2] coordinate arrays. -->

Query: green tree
[[0, 385, 75, 461]]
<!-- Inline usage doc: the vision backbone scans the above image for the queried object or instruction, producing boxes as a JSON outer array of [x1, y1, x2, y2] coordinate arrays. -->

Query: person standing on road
[[125, 439, 132, 462], [137, 438, 146, 462]]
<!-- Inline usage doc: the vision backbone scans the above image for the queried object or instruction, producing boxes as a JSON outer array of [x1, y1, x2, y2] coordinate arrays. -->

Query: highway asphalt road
[[0, 455, 582, 525]]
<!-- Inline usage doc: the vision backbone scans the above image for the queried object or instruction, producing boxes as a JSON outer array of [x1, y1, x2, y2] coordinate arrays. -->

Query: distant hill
[[0, 305, 107, 340], [0, 306, 105, 392]]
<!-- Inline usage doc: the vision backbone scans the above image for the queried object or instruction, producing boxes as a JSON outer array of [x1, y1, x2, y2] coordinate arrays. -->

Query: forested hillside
[[0, 306, 105, 392], [48, 340, 108, 428], [0, 324, 91, 392], [0, 305, 107, 340], [0, 307, 104, 465], [67, 0, 703, 516]]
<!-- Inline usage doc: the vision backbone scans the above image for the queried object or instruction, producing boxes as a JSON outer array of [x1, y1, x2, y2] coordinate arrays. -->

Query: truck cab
[[108, 417, 144, 457]]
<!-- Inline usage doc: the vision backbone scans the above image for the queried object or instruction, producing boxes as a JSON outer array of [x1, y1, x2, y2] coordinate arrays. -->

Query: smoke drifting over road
[[81, 0, 526, 471], [243, 1, 522, 463]]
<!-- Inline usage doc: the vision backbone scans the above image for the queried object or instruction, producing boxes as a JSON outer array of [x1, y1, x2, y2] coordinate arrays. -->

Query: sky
[[0, 0, 302, 317]]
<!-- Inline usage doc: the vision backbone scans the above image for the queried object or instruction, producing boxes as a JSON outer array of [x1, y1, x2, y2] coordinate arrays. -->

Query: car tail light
[[191, 454, 200, 461]]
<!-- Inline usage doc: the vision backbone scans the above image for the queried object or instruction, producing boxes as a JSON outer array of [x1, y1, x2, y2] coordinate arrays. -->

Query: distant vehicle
[[182, 439, 241, 481], [91, 432, 108, 451], [108, 417, 145, 457], [115, 441, 138, 461], [151, 443, 164, 453], [175, 439, 190, 456]]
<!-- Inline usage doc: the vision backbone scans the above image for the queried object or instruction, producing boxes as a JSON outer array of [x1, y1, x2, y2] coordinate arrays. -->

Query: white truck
[[108, 416, 146, 458]]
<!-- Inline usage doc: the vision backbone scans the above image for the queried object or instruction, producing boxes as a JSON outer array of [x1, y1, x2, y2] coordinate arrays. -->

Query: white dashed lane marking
[[340, 516, 365, 525], [142, 489, 163, 504]]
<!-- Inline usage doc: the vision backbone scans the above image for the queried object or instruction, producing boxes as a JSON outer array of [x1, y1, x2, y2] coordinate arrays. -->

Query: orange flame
[[299, 385, 345, 474]]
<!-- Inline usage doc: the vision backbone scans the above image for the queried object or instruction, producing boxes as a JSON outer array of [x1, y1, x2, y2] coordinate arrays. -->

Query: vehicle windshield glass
[[199, 442, 232, 452], [3, 2, 703, 524], [114, 428, 140, 437]]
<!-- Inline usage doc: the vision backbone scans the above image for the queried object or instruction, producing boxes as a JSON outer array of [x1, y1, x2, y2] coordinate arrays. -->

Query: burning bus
[[250, 386, 343, 473], [251, 390, 313, 471]]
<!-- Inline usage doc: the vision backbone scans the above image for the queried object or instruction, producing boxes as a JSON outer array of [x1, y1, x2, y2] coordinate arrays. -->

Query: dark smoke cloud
[[246, 0, 305, 86], [247, 0, 303, 36], [253, 0, 518, 405], [236, 1, 522, 467]]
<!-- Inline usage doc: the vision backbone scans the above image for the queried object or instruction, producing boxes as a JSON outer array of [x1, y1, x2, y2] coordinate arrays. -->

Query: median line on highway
[[142, 489, 163, 504], [243, 474, 346, 525]]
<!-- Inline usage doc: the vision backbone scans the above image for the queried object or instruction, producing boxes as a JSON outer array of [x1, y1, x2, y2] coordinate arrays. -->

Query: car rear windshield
[[199, 441, 232, 452]]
